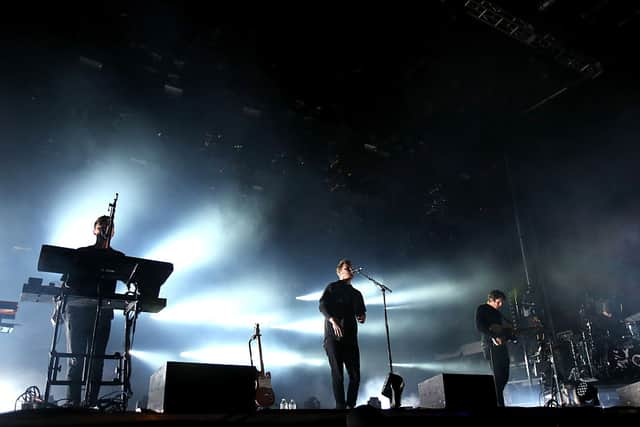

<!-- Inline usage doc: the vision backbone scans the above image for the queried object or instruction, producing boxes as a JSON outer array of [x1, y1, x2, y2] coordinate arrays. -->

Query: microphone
[[350, 267, 363, 274]]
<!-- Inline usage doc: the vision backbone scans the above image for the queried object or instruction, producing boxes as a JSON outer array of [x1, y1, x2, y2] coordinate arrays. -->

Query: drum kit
[[506, 288, 640, 406], [539, 309, 640, 386], [513, 309, 639, 407]]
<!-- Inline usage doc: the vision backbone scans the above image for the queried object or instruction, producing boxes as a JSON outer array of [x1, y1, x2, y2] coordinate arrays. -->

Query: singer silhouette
[[319, 259, 366, 409]]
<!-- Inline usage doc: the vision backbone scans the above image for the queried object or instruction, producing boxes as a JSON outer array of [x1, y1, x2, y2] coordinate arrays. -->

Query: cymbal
[[624, 312, 640, 322]]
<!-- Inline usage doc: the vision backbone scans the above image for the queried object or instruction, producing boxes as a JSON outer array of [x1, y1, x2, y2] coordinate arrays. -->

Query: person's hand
[[356, 314, 366, 324], [329, 318, 343, 337], [492, 337, 504, 346]]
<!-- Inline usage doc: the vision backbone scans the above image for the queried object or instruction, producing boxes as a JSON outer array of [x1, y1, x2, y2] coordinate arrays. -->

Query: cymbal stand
[[544, 340, 567, 407], [580, 331, 595, 379]]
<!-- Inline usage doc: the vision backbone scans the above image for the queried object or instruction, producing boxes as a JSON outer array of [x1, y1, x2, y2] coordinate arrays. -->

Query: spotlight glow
[[48, 160, 149, 248], [144, 202, 262, 273], [150, 280, 282, 328], [181, 345, 324, 368], [297, 281, 463, 310], [272, 318, 324, 334], [129, 350, 175, 371], [395, 361, 489, 374], [0, 380, 25, 413], [363, 283, 463, 307], [295, 291, 323, 301], [272, 317, 389, 337], [152, 296, 280, 327]]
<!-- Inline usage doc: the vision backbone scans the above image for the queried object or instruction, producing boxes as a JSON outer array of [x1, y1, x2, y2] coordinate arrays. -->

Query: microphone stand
[[248, 334, 256, 368], [84, 193, 119, 407], [356, 269, 404, 408]]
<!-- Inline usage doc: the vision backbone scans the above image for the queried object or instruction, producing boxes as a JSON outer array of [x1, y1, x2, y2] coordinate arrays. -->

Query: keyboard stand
[[27, 245, 173, 411]]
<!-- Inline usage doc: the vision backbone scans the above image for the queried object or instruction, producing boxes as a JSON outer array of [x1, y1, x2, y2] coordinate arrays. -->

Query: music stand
[[38, 245, 172, 409]]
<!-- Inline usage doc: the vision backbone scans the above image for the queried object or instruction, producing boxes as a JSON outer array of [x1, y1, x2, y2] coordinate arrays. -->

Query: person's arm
[[355, 290, 366, 323], [319, 284, 343, 337]]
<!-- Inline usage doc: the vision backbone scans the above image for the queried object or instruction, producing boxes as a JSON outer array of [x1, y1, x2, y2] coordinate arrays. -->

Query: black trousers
[[63, 306, 112, 407], [483, 343, 510, 407], [324, 338, 360, 409]]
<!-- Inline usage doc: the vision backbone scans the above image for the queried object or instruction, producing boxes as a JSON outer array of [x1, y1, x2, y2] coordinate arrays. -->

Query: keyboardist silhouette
[[61, 214, 124, 407]]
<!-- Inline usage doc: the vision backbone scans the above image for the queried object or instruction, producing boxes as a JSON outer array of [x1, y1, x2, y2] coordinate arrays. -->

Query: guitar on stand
[[249, 323, 275, 408]]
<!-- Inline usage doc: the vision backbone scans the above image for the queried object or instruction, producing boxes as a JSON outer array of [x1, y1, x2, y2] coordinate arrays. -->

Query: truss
[[464, 0, 603, 79]]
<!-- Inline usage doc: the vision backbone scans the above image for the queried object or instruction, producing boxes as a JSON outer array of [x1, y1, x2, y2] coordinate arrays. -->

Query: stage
[[2, 406, 640, 427]]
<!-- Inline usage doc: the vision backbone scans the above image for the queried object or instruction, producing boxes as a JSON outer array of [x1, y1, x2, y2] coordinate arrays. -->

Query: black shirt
[[475, 303, 505, 349], [65, 245, 126, 297], [319, 280, 366, 343]]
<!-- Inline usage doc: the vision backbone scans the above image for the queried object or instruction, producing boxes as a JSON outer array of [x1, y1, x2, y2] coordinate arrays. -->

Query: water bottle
[[289, 399, 296, 410], [280, 398, 288, 410]]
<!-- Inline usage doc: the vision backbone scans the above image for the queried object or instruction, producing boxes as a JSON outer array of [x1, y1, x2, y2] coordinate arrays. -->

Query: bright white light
[[272, 318, 324, 335], [48, 159, 150, 248], [506, 386, 543, 407], [152, 297, 280, 327], [181, 345, 324, 368], [358, 319, 386, 336], [271, 317, 387, 337], [362, 283, 463, 307], [295, 291, 323, 301], [359, 376, 391, 409], [144, 226, 215, 273], [144, 201, 262, 274], [181, 344, 253, 366], [394, 361, 489, 374], [0, 381, 23, 413], [296, 280, 463, 310], [129, 350, 174, 371], [150, 278, 282, 328]]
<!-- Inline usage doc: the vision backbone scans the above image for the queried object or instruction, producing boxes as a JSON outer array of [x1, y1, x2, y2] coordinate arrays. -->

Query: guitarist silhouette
[[475, 289, 510, 407]]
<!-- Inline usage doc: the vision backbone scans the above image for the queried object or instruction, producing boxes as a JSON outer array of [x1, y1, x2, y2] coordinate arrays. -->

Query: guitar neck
[[255, 323, 266, 375]]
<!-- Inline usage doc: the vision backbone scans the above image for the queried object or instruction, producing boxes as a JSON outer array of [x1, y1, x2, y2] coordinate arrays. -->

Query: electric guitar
[[489, 323, 543, 346], [253, 323, 275, 408]]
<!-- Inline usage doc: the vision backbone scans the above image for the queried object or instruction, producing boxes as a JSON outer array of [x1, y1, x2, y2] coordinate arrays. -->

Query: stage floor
[[2, 406, 640, 427]]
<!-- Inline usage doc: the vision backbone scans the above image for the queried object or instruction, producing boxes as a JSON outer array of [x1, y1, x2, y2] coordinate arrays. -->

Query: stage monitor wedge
[[148, 362, 258, 414]]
